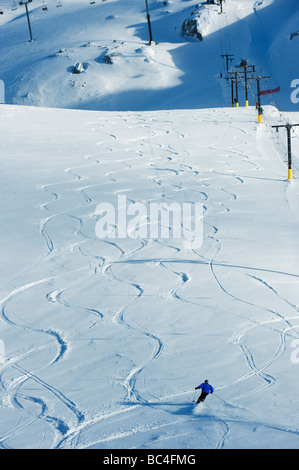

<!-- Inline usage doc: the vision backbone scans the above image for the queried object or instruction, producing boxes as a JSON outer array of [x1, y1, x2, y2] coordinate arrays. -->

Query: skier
[[195, 379, 214, 403]]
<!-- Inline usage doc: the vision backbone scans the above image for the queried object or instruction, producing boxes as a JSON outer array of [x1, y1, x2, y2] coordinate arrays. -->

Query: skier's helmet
[[205, 379, 209, 383]]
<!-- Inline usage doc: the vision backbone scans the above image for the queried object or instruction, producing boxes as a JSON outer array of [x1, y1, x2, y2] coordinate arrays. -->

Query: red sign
[[259, 87, 280, 96]]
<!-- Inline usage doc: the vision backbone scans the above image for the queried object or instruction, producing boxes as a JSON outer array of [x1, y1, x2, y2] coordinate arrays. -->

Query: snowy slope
[[1, 103, 299, 449], [0, 0, 299, 450], [0, 0, 298, 111]]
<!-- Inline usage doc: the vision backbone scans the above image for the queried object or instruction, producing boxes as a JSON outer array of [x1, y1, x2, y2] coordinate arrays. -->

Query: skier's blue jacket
[[196, 383, 214, 394]]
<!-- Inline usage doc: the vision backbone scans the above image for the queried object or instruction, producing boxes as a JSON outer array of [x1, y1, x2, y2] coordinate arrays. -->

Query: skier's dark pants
[[197, 391, 208, 403]]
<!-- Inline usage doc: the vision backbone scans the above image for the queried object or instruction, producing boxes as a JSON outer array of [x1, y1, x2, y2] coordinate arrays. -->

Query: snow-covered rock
[[73, 62, 85, 74], [182, 3, 219, 40]]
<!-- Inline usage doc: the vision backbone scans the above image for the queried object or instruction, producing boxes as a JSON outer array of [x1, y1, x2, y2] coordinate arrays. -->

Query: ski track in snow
[[1, 109, 299, 449]]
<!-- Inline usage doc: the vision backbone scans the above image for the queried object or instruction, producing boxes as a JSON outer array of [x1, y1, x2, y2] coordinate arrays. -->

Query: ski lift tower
[[225, 70, 240, 107], [248, 74, 270, 122], [237, 60, 255, 107], [272, 123, 299, 180], [145, 0, 155, 45], [19, 0, 33, 42]]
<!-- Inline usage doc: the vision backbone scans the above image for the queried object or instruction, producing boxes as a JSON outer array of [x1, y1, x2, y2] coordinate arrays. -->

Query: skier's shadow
[[120, 400, 195, 416]]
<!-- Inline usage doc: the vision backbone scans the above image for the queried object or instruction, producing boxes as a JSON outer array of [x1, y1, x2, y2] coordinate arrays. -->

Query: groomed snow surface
[[0, 0, 299, 450]]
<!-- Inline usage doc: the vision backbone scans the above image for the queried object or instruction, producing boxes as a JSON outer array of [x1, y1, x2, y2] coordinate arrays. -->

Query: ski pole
[[213, 393, 226, 403]]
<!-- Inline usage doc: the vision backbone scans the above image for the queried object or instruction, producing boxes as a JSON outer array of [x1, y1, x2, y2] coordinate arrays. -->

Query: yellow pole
[[288, 168, 293, 180], [258, 114, 262, 123], [245, 100, 248, 107], [236, 102, 239, 108]]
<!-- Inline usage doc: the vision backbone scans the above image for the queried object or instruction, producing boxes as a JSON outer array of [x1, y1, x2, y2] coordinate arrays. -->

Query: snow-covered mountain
[[0, 0, 298, 111], [0, 0, 299, 450]]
